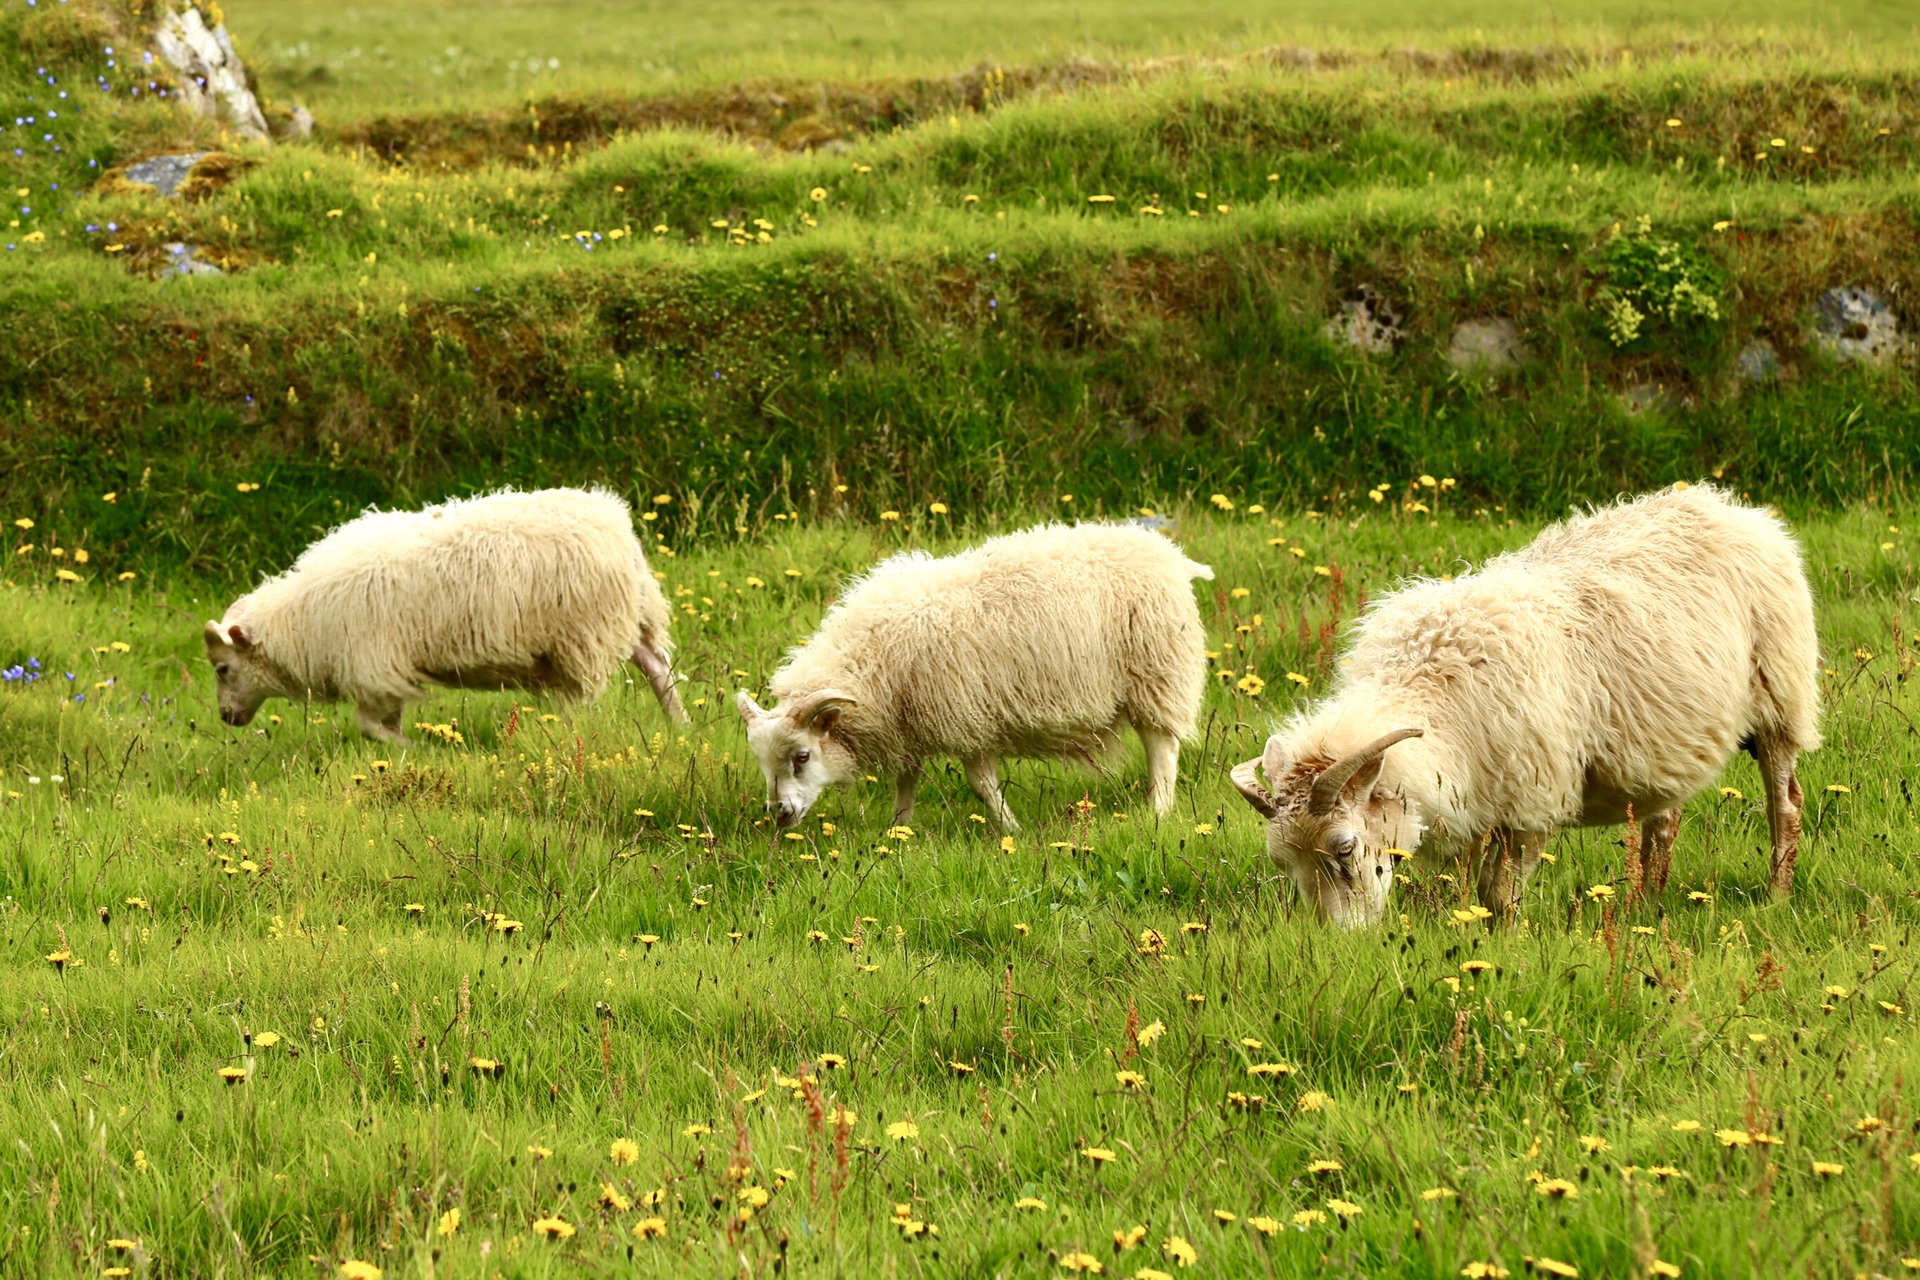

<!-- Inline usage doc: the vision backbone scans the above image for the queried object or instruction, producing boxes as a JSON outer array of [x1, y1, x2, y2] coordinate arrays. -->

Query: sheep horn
[[1230, 757, 1280, 820], [782, 689, 858, 730], [1307, 728, 1424, 815]]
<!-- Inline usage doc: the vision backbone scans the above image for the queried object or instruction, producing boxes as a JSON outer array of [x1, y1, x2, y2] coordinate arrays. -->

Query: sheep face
[[202, 619, 278, 727], [736, 690, 858, 827], [1230, 729, 1424, 928]]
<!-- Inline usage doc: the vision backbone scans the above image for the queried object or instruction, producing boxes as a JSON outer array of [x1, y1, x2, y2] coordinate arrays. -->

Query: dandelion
[[1461, 959, 1493, 975], [599, 1184, 632, 1211], [1297, 1091, 1332, 1112], [810, 187, 827, 202], [1138, 928, 1167, 956], [1290, 1209, 1326, 1227], [1247, 1215, 1281, 1235], [1579, 1135, 1609, 1153], [1688, 891, 1713, 902], [45, 949, 70, 971], [1672, 1119, 1702, 1132], [1163, 1236, 1198, 1266], [1115, 1225, 1148, 1249], [1811, 1160, 1844, 1177], [1016, 1196, 1047, 1210], [1587, 883, 1615, 900], [1059, 1252, 1104, 1273], [888, 1121, 920, 1141], [1248, 1062, 1293, 1078], [253, 1032, 281, 1048], [1650, 1262, 1681, 1278], [929, 502, 948, 515], [633, 1217, 668, 1239], [1882, 1001, 1904, 1015], [1648, 1165, 1682, 1180], [610, 1137, 639, 1165], [532, 1216, 575, 1240], [403, 903, 425, 916], [1535, 1179, 1577, 1199], [1827, 784, 1851, 794], [1192, 823, 1214, 835], [340, 1263, 382, 1280], [1285, 671, 1310, 687], [1422, 1186, 1457, 1200], [1452, 905, 1494, 923], [1326, 1198, 1362, 1218], [1138, 1021, 1165, 1047], [218, 1066, 247, 1085], [1461, 1266, 1511, 1279], [437, 1208, 461, 1236], [1236, 673, 1266, 696], [1715, 1128, 1752, 1147], [1083, 1146, 1116, 1164], [1528, 1258, 1578, 1278], [1856, 1116, 1886, 1133]]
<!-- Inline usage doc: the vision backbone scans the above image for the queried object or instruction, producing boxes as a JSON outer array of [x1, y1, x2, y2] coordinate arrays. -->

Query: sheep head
[[1231, 727, 1424, 927], [203, 617, 277, 727], [736, 688, 859, 827]]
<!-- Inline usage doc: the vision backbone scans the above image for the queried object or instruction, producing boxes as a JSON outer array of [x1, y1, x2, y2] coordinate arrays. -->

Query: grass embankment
[[2, 503, 1918, 1277], [3, 3, 1920, 578]]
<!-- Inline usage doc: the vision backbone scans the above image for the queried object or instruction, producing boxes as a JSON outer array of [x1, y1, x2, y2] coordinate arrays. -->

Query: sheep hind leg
[[1757, 731, 1805, 896], [1475, 828, 1548, 925], [965, 756, 1019, 831], [356, 697, 408, 745], [1642, 809, 1681, 896], [630, 641, 688, 724], [1137, 724, 1181, 817]]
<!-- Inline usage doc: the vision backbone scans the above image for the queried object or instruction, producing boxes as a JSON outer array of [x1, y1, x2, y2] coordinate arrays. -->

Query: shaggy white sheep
[[204, 488, 686, 741], [1230, 484, 1820, 926], [736, 522, 1213, 830]]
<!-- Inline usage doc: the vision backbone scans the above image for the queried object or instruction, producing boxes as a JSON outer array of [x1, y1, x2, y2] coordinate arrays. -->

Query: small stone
[[1446, 318, 1527, 372], [1621, 381, 1679, 416], [1124, 513, 1176, 532], [1812, 286, 1906, 364], [1735, 340, 1781, 384], [152, 5, 271, 142], [286, 106, 315, 139], [157, 243, 224, 279], [122, 152, 212, 198], [1324, 285, 1403, 355]]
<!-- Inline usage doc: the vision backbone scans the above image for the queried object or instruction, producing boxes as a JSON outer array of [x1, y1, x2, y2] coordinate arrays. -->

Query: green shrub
[[1593, 216, 1725, 347]]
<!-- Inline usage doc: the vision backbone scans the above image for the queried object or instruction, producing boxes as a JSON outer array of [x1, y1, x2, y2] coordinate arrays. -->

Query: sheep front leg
[[1757, 732, 1805, 895], [1475, 827, 1547, 924], [893, 765, 919, 826], [1137, 725, 1181, 816], [965, 756, 1019, 831], [1642, 809, 1681, 896], [630, 641, 689, 724], [356, 696, 408, 745]]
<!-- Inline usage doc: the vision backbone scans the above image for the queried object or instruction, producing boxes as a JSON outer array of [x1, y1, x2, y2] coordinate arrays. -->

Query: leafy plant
[[1593, 216, 1725, 347]]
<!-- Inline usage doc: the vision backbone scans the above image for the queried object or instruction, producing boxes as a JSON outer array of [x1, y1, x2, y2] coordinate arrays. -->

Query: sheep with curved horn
[[739, 522, 1213, 830], [1231, 484, 1820, 927]]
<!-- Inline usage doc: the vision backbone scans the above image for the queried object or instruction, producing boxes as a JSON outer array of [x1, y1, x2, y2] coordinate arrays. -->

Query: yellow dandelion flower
[[887, 1121, 920, 1142], [1163, 1235, 1198, 1266], [531, 1216, 575, 1239], [634, 1217, 668, 1239], [437, 1207, 461, 1236]]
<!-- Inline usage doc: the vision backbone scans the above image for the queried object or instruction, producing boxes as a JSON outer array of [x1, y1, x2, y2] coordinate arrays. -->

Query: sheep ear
[[783, 689, 857, 733], [227, 623, 254, 652], [202, 620, 227, 650], [1230, 758, 1280, 820], [1261, 735, 1292, 790], [736, 691, 766, 725]]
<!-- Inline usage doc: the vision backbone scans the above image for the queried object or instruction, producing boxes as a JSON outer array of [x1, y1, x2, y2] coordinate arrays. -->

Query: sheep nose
[[775, 805, 798, 828]]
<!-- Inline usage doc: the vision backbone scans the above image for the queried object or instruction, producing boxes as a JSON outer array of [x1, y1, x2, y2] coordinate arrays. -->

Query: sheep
[[736, 522, 1213, 830], [1229, 484, 1820, 927], [203, 487, 687, 741]]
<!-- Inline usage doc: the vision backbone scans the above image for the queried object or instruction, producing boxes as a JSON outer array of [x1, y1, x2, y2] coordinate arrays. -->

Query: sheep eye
[[215, 663, 230, 677], [1328, 834, 1357, 859], [792, 750, 810, 770]]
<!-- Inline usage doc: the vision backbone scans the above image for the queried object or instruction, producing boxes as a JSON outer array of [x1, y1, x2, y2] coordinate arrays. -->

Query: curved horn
[[1230, 757, 1280, 820], [1308, 728, 1424, 815], [782, 689, 858, 730]]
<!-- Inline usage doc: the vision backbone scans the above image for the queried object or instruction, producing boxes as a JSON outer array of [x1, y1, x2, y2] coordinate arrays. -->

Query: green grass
[[223, 0, 1920, 119], [4, 501, 1920, 1277]]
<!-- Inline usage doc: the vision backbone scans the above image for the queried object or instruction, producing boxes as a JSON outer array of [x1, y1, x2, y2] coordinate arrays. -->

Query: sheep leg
[[965, 756, 1019, 831], [1475, 827, 1547, 924], [1642, 809, 1681, 896], [630, 642, 689, 724], [356, 697, 408, 745], [893, 766, 919, 826], [1757, 732, 1805, 895], [1137, 725, 1181, 816]]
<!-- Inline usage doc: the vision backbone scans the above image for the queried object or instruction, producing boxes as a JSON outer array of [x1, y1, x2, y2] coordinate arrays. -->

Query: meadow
[[4, 496, 1920, 1278]]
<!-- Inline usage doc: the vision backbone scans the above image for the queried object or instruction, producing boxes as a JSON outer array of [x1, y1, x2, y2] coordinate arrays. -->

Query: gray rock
[[286, 106, 314, 139], [152, 4, 271, 142], [1812, 286, 1906, 364], [1446, 317, 1527, 373], [156, 242, 224, 279], [1735, 340, 1781, 384], [1123, 513, 1176, 532], [123, 152, 211, 197], [1324, 286, 1403, 355], [1621, 381, 1679, 416]]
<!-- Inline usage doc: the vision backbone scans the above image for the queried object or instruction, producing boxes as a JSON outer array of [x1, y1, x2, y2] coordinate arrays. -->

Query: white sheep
[[203, 487, 686, 741], [1229, 484, 1820, 926], [736, 522, 1213, 829]]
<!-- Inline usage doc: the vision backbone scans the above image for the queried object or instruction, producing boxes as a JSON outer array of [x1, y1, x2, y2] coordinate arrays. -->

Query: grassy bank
[[2, 503, 1918, 1277]]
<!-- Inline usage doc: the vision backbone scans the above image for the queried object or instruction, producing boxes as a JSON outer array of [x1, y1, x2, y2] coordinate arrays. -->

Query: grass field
[[8, 0, 1920, 1274], [5, 498, 1920, 1278]]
